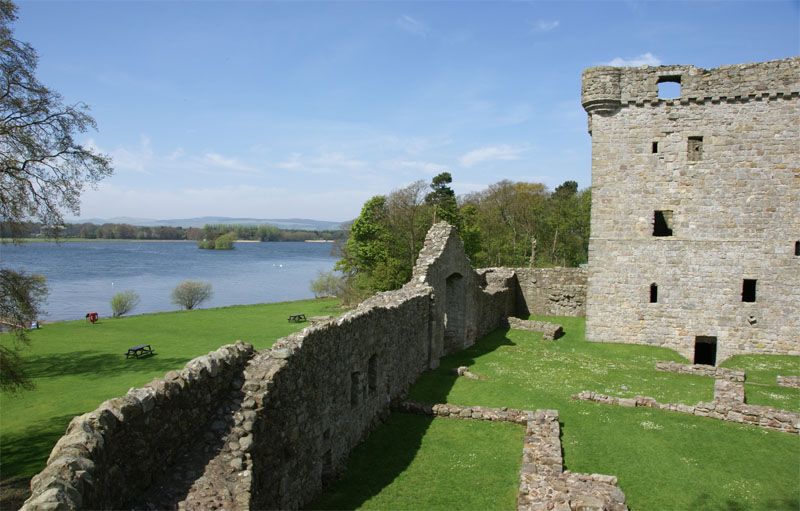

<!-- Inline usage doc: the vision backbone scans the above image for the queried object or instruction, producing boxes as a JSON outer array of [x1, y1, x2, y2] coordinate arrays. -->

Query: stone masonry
[[22, 223, 519, 510], [514, 267, 587, 317], [582, 58, 800, 364]]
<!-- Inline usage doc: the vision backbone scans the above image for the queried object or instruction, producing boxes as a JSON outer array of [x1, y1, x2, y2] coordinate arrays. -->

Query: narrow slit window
[[650, 283, 658, 303], [688, 136, 703, 161], [795, 241, 799, 256], [653, 210, 673, 237], [652, 141, 658, 153], [742, 279, 757, 302], [657, 76, 681, 99]]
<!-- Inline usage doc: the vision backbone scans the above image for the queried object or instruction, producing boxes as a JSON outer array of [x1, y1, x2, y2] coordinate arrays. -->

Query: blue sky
[[15, 1, 799, 222]]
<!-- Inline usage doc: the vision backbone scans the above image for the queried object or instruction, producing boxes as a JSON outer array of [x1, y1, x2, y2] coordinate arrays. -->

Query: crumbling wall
[[514, 267, 587, 317], [22, 342, 255, 510], [582, 57, 800, 362], [22, 222, 519, 510]]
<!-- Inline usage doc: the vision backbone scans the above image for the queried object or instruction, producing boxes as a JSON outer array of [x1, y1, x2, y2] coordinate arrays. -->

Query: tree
[[171, 280, 213, 310], [0, 1, 112, 238], [1, 2, 111, 391], [0, 268, 47, 391], [425, 172, 461, 229], [110, 290, 140, 318], [309, 270, 344, 298]]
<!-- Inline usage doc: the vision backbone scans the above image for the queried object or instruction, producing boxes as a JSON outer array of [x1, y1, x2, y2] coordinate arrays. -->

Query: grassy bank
[[315, 316, 799, 510], [0, 298, 339, 480]]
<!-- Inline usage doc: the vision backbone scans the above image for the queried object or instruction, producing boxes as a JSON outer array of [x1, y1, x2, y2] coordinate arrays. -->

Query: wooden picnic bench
[[288, 314, 307, 323], [125, 344, 154, 359]]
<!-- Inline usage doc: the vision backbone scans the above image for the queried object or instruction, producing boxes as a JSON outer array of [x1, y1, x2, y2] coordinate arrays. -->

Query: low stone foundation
[[572, 392, 799, 434], [394, 401, 628, 511], [506, 317, 564, 340], [655, 361, 745, 382], [777, 376, 800, 389]]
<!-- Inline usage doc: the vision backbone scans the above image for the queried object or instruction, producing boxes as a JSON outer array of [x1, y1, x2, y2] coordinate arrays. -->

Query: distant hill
[[71, 216, 346, 231]]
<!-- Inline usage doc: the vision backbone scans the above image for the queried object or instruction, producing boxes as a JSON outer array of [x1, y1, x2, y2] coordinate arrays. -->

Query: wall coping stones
[[394, 401, 627, 511], [506, 317, 564, 340], [21, 341, 256, 511]]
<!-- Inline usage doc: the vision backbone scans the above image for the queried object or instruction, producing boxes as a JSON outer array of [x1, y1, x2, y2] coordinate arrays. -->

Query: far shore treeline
[[0, 221, 347, 243]]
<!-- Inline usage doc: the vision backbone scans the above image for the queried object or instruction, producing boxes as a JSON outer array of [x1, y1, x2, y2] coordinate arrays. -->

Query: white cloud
[[200, 152, 258, 174], [396, 15, 429, 37], [458, 144, 528, 168], [530, 20, 560, 33], [392, 159, 447, 175], [109, 135, 155, 174], [605, 52, 662, 67]]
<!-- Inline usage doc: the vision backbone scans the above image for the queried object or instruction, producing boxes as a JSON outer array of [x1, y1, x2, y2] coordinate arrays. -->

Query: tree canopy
[[0, 1, 112, 391], [0, 1, 112, 238]]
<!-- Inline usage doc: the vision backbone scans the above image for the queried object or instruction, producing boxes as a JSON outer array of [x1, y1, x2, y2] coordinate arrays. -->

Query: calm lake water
[[0, 241, 338, 321]]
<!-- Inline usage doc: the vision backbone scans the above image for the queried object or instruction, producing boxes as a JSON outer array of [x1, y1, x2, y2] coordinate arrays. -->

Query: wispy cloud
[[273, 150, 366, 175], [459, 144, 528, 168], [605, 52, 661, 67], [530, 19, 560, 33], [200, 152, 258, 174], [396, 14, 429, 37]]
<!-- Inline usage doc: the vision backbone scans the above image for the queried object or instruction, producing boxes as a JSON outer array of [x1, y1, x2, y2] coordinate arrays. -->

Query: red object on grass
[[85, 312, 98, 324]]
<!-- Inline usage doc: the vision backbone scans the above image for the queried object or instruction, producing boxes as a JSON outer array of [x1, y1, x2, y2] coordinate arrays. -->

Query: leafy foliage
[[170, 280, 213, 310], [309, 270, 345, 298], [0, 1, 112, 238], [337, 175, 592, 299], [110, 290, 139, 318], [0, 268, 47, 391]]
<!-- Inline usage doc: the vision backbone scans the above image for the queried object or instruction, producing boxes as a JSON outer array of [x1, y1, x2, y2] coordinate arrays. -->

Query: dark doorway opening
[[694, 336, 717, 366]]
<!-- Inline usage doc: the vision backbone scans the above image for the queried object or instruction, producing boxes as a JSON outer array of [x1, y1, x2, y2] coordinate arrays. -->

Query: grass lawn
[[316, 316, 800, 511], [722, 355, 800, 412], [0, 298, 339, 481]]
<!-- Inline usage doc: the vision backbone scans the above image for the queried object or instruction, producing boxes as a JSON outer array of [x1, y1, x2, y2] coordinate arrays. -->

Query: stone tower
[[581, 58, 800, 364]]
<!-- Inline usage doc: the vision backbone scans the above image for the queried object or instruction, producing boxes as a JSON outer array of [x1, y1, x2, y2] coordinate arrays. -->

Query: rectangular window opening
[[742, 279, 757, 302], [795, 241, 799, 256], [368, 354, 378, 391], [651, 141, 658, 153], [653, 210, 673, 237], [657, 76, 682, 99], [694, 336, 717, 366], [649, 283, 658, 303], [688, 136, 703, 161]]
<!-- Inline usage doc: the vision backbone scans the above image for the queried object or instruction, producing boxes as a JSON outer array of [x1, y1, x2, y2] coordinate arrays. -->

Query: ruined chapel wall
[[21, 342, 255, 511], [240, 287, 433, 509], [583, 57, 800, 362], [514, 267, 587, 317]]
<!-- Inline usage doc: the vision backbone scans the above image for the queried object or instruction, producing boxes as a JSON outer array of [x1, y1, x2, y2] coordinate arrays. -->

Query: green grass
[[0, 298, 339, 480], [722, 354, 800, 412], [317, 316, 799, 510], [308, 414, 523, 511]]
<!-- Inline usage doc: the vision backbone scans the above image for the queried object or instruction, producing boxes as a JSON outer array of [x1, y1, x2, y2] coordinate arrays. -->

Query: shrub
[[110, 290, 140, 318], [171, 280, 213, 310], [310, 271, 345, 298]]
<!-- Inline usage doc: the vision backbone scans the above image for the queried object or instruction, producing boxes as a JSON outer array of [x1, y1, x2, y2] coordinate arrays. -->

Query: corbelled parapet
[[582, 57, 800, 115]]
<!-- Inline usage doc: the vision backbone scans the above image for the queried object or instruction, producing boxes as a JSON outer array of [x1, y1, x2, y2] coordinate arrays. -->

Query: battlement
[[582, 57, 800, 115]]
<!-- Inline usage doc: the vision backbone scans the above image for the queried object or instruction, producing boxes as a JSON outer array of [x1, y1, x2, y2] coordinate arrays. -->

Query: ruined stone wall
[[582, 58, 800, 363], [22, 223, 518, 510], [514, 267, 587, 317], [22, 342, 255, 510]]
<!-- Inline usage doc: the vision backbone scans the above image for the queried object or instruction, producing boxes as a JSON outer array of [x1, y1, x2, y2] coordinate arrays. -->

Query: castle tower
[[581, 58, 800, 364]]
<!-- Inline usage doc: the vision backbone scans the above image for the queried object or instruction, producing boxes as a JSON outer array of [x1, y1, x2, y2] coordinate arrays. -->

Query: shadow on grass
[[310, 327, 515, 509], [691, 493, 800, 511], [0, 413, 76, 480], [24, 351, 188, 379]]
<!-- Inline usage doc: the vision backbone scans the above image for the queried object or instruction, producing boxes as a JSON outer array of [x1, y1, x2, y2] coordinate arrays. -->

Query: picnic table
[[288, 314, 307, 323], [125, 344, 154, 359]]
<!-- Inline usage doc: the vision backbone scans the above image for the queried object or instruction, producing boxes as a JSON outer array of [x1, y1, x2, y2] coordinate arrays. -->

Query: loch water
[[0, 241, 338, 321]]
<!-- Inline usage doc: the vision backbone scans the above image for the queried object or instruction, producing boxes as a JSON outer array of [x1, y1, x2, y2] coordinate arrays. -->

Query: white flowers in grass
[[639, 421, 663, 431]]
